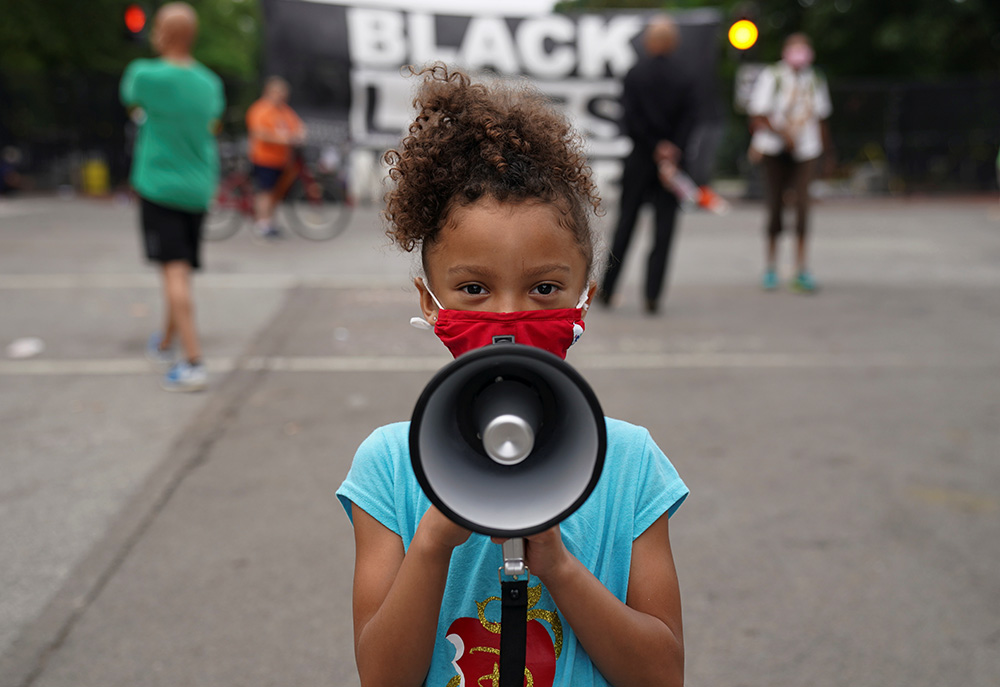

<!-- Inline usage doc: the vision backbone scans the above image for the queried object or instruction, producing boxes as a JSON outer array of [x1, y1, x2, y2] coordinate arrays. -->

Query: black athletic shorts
[[140, 197, 204, 269], [252, 164, 284, 191]]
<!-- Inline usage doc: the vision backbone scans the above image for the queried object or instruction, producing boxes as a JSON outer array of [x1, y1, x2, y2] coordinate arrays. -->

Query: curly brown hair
[[383, 64, 602, 273]]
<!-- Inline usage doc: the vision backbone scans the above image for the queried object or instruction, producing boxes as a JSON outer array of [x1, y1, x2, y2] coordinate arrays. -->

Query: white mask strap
[[424, 282, 445, 310], [576, 287, 590, 311], [411, 279, 445, 330]]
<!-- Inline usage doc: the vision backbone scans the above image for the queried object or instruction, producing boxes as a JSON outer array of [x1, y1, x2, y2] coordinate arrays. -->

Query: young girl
[[336, 65, 688, 687]]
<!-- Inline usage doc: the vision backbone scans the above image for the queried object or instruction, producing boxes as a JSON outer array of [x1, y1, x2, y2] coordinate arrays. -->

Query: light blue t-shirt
[[336, 418, 688, 687]]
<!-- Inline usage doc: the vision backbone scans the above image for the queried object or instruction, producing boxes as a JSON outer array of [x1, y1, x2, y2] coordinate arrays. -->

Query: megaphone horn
[[410, 344, 606, 538]]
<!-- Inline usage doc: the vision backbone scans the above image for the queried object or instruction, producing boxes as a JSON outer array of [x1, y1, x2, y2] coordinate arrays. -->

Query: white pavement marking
[[241, 355, 449, 372], [0, 274, 410, 290], [0, 201, 52, 218], [0, 352, 983, 376], [0, 359, 236, 375]]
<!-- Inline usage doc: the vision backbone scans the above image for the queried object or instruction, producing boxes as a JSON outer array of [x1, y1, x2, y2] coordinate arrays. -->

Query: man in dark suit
[[600, 15, 697, 315]]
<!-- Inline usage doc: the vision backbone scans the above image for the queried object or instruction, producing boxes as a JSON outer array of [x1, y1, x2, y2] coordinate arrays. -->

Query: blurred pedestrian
[[747, 32, 832, 293], [121, 2, 225, 391], [599, 15, 698, 315], [246, 76, 307, 240], [0, 146, 23, 195]]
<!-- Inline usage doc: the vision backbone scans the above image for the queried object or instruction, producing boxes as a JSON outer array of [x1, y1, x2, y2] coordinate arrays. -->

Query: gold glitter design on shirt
[[472, 583, 563, 658], [475, 596, 502, 634], [465, 652, 536, 687]]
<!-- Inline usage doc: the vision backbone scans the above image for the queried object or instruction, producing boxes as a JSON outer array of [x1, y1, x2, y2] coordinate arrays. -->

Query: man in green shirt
[[121, 1, 224, 391]]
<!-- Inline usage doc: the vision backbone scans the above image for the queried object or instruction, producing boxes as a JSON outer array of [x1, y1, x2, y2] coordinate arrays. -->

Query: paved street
[[1, 194, 998, 687]]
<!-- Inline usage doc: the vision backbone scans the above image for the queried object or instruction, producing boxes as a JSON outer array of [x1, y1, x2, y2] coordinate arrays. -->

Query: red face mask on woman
[[410, 287, 589, 359]]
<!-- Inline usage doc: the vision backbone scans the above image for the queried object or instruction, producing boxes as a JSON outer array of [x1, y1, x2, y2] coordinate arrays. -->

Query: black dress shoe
[[644, 299, 660, 314]]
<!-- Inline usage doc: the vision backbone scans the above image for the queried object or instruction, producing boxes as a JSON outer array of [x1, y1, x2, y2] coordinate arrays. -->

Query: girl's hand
[[493, 526, 571, 582], [524, 526, 571, 581], [416, 505, 472, 555]]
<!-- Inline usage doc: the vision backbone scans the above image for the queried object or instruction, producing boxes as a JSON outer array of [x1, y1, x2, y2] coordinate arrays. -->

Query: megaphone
[[410, 344, 606, 539]]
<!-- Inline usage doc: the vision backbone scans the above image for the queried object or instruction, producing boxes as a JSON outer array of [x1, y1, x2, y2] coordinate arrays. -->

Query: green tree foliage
[[0, 0, 260, 79], [555, 0, 1000, 78], [0, 0, 130, 74], [191, 0, 262, 82], [739, 0, 1000, 79], [0, 0, 261, 146]]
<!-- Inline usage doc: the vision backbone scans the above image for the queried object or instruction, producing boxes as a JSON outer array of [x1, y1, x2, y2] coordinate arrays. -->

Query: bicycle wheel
[[281, 174, 352, 241], [203, 177, 248, 241]]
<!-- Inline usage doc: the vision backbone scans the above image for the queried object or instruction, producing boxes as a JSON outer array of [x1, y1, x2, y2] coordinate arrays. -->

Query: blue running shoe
[[145, 333, 175, 370], [161, 361, 207, 392], [792, 271, 818, 293], [761, 269, 779, 291], [255, 224, 283, 242]]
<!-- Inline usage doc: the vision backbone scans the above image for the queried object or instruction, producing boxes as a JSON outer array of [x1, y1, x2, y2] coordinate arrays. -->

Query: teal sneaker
[[761, 269, 779, 291], [161, 361, 207, 392], [792, 271, 818, 293], [145, 333, 175, 370]]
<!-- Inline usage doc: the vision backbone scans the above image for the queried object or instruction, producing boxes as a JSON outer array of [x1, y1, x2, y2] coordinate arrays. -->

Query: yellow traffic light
[[728, 19, 759, 51]]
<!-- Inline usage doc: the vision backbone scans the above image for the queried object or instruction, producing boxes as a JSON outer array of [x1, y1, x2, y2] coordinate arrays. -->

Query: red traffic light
[[124, 4, 147, 34]]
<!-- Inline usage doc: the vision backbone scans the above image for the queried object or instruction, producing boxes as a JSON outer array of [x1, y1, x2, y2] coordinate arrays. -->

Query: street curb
[[0, 287, 319, 687]]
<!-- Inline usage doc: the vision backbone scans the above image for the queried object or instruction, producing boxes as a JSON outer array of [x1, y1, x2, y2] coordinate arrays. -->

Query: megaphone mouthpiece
[[474, 376, 543, 466], [482, 413, 535, 465]]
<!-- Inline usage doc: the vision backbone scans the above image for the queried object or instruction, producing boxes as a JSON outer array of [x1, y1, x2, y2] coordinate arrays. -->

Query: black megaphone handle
[[499, 577, 528, 687]]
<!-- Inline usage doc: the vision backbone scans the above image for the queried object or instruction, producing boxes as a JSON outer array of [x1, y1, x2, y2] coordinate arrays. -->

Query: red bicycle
[[205, 145, 353, 241]]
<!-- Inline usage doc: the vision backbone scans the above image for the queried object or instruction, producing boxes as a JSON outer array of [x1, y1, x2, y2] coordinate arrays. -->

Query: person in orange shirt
[[246, 76, 306, 239]]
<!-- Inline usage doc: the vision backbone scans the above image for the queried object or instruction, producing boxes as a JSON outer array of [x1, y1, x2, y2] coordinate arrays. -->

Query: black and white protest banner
[[260, 0, 722, 200]]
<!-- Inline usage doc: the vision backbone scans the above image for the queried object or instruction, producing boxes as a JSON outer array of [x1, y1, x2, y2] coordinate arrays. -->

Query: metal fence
[[718, 74, 1000, 195], [831, 76, 1000, 193], [3, 70, 998, 196], [0, 71, 256, 193]]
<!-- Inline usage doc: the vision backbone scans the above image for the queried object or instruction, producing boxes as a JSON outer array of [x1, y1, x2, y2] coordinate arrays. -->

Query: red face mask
[[411, 288, 588, 359]]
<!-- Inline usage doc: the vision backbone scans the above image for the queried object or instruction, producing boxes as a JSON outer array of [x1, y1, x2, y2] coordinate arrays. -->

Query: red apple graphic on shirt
[[444, 586, 561, 687]]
